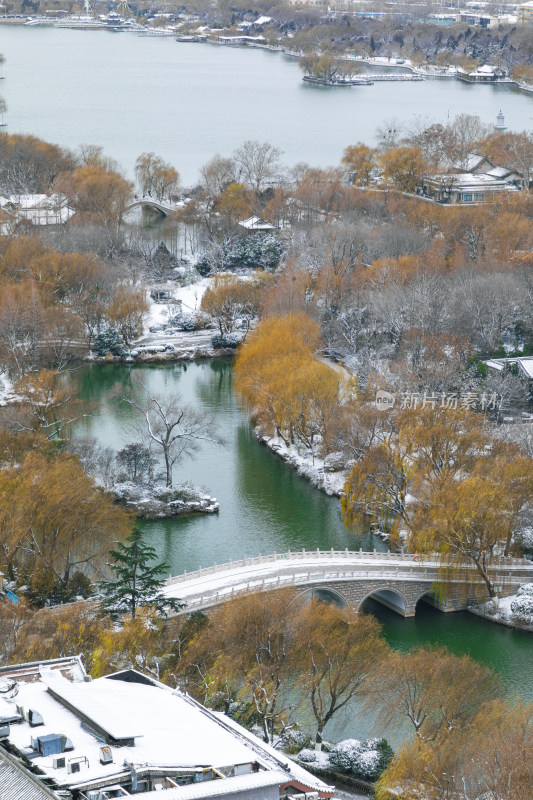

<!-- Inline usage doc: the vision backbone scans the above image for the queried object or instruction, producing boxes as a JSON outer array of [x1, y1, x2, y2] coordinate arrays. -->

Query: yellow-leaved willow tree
[[234, 313, 347, 460], [342, 405, 533, 600], [0, 450, 132, 603]]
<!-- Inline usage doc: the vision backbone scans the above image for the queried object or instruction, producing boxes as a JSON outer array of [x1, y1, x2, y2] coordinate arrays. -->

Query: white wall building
[[0, 194, 75, 226]]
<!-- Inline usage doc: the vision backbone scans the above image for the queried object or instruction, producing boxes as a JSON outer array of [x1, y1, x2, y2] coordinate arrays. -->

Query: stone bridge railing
[[165, 548, 531, 585], [163, 549, 533, 617]]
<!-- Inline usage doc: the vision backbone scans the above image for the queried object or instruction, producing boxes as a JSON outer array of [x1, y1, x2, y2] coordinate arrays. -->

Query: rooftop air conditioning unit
[[52, 756, 66, 769], [67, 756, 89, 774]]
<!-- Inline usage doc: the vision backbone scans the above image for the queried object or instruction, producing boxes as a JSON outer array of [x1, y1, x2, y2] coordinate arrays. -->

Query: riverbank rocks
[[113, 481, 219, 519]]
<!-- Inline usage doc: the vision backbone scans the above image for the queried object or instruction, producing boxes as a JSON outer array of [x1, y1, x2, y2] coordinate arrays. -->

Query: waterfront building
[[456, 64, 507, 83]]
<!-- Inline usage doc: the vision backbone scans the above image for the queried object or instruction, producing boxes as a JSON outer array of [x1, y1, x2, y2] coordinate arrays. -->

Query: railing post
[[345, 548, 348, 557]]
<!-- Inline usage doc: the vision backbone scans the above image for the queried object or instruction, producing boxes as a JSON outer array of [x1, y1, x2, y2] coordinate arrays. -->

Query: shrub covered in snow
[[211, 332, 243, 349], [329, 738, 394, 781], [93, 327, 126, 357], [195, 234, 283, 276], [517, 527, 533, 556], [298, 748, 317, 763], [169, 311, 197, 331], [511, 591, 533, 621], [517, 583, 533, 597], [279, 730, 313, 754]]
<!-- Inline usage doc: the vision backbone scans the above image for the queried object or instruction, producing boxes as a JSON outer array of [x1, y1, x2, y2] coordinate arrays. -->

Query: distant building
[[238, 215, 277, 232], [0, 657, 334, 800], [484, 356, 533, 392], [456, 64, 507, 82], [0, 194, 75, 226], [518, 2, 533, 22], [215, 34, 266, 45], [453, 153, 495, 174], [419, 149, 526, 202], [419, 172, 520, 203], [287, 0, 325, 6]]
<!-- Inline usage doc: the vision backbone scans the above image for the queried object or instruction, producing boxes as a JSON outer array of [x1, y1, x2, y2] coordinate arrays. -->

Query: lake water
[[1, 26, 533, 184], [74, 360, 533, 735]]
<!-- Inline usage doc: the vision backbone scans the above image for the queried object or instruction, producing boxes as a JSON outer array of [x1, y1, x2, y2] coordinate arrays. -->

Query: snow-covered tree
[[99, 528, 184, 619]]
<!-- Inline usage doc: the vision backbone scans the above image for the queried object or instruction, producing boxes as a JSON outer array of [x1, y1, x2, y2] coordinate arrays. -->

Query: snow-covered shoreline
[[257, 432, 348, 497], [469, 589, 533, 633]]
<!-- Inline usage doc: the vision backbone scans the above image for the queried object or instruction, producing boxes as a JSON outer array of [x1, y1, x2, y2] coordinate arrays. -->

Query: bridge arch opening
[[359, 588, 408, 617], [296, 587, 348, 609], [414, 591, 443, 614]]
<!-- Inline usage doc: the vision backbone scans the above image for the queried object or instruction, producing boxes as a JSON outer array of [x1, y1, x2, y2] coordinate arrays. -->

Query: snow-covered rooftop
[[132, 770, 288, 799], [238, 215, 276, 231], [2, 665, 332, 798], [428, 173, 519, 192], [517, 358, 533, 379], [455, 153, 490, 172], [486, 166, 514, 179], [483, 356, 533, 379], [0, 194, 74, 225]]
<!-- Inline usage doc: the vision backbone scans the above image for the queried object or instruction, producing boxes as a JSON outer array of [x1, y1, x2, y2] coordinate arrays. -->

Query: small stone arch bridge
[[126, 196, 180, 217], [162, 549, 533, 618]]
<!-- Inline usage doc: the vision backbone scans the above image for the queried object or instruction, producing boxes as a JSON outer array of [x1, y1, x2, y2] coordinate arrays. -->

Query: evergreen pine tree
[[99, 528, 184, 619]]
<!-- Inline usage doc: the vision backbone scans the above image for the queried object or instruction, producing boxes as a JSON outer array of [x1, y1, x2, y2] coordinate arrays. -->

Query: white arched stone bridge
[[126, 196, 180, 217], [163, 549, 533, 618]]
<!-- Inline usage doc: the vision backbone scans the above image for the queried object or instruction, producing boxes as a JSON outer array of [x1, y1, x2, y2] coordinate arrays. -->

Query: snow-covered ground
[[0, 373, 16, 406], [144, 276, 212, 333], [471, 583, 533, 632]]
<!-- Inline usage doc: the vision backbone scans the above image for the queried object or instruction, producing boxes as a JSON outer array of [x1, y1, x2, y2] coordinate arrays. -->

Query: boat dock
[[302, 73, 424, 86]]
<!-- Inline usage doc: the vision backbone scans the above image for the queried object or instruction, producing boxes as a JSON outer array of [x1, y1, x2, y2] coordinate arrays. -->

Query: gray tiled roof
[[0, 747, 61, 800]]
